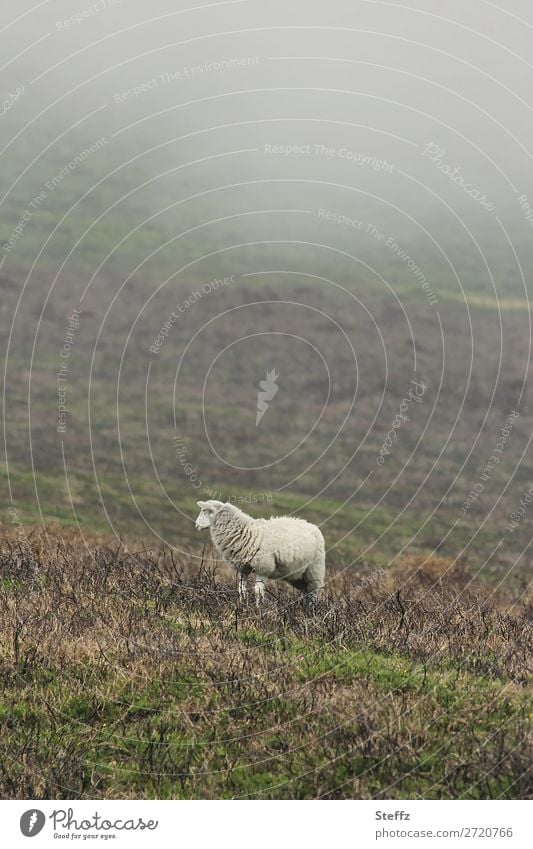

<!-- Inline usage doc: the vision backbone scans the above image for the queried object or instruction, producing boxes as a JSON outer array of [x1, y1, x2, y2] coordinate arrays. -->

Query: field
[[1, 4, 532, 802], [0, 527, 530, 799], [3, 256, 533, 583], [2, 89, 532, 582]]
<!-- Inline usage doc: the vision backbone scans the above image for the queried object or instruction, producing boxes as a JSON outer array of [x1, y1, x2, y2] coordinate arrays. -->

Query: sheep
[[195, 500, 325, 604]]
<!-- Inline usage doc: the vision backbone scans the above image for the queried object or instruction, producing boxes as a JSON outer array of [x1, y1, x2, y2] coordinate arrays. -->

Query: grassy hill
[[1, 1, 532, 803], [0, 527, 530, 799]]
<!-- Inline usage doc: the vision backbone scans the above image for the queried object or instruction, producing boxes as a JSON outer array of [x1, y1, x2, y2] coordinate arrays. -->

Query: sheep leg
[[302, 555, 325, 609], [238, 573, 248, 599], [289, 575, 322, 605], [254, 577, 266, 605], [305, 587, 320, 610], [302, 573, 324, 611]]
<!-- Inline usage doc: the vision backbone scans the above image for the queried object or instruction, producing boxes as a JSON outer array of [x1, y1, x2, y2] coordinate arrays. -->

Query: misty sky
[[3, 0, 532, 237]]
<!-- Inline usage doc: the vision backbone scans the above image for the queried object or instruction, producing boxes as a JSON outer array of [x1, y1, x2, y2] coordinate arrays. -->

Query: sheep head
[[195, 499, 224, 530]]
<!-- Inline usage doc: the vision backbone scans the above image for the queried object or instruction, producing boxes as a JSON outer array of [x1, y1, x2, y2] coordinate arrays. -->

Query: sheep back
[[210, 504, 325, 586], [254, 516, 325, 582]]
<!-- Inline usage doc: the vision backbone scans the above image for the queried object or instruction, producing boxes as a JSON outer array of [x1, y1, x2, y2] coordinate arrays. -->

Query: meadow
[[1, 78, 532, 801], [0, 527, 530, 799]]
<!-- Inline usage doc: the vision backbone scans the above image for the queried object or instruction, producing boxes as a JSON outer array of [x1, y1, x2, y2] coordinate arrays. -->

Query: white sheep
[[195, 500, 325, 604]]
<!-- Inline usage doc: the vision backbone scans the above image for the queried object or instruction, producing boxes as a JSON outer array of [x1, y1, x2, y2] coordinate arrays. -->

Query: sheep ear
[[197, 501, 206, 508]]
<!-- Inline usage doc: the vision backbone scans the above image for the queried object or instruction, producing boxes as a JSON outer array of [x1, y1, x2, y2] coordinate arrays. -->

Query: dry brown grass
[[0, 526, 531, 799]]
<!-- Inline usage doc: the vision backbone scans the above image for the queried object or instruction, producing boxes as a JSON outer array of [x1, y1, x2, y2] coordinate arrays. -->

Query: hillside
[[0, 527, 530, 800]]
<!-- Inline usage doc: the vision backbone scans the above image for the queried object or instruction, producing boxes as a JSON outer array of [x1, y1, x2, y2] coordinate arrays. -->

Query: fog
[[2, 0, 532, 277]]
